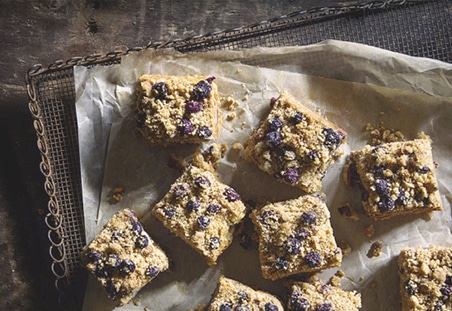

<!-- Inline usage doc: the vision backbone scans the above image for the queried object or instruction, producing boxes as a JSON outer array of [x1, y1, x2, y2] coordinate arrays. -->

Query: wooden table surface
[[2, 1, 450, 310]]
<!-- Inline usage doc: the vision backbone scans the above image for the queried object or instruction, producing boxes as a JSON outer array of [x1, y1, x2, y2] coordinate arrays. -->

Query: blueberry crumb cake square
[[207, 275, 284, 311], [135, 74, 222, 146], [80, 209, 169, 306], [243, 92, 346, 193], [250, 194, 342, 280]]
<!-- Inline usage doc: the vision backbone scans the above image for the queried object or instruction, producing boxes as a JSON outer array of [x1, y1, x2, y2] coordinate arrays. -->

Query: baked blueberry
[[304, 251, 322, 268]]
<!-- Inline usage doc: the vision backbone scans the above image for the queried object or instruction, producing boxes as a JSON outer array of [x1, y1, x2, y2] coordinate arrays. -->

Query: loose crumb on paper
[[338, 240, 352, 256], [109, 185, 125, 204], [367, 240, 383, 258], [365, 121, 405, 146], [363, 224, 375, 238], [221, 96, 239, 111]]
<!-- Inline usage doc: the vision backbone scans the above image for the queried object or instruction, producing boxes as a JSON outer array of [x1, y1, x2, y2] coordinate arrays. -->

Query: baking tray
[[25, 0, 452, 310]]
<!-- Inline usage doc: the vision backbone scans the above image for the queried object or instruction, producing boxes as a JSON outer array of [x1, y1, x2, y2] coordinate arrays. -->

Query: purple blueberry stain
[[220, 303, 233, 311], [151, 82, 168, 101], [224, 187, 241, 202], [173, 183, 188, 199], [266, 131, 282, 147], [131, 220, 143, 234], [308, 150, 320, 161], [275, 258, 289, 271], [260, 209, 278, 225], [397, 190, 409, 205], [373, 165, 386, 177], [265, 302, 279, 311], [301, 211, 317, 226], [441, 284, 451, 298], [145, 266, 159, 278], [178, 118, 195, 135], [289, 291, 310, 311], [86, 250, 102, 263], [192, 79, 212, 101], [268, 117, 283, 132], [135, 235, 149, 249], [294, 228, 310, 240], [163, 206, 176, 218], [237, 290, 248, 303], [304, 251, 322, 268], [185, 100, 203, 113], [322, 128, 344, 149], [196, 126, 213, 138], [419, 166, 431, 174], [195, 176, 211, 189], [375, 179, 390, 196], [291, 111, 304, 124], [434, 300, 445, 311], [286, 237, 302, 255], [315, 302, 333, 311], [284, 167, 300, 184], [119, 259, 136, 273], [197, 215, 210, 229], [378, 195, 395, 213], [186, 198, 200, 213], [207, 203, 221, 214]]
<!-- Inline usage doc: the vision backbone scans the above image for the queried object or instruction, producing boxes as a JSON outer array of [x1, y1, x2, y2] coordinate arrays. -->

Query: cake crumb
[[192, 143, 227, 171], [329, 270, 346, 287], [221, 96, 239, 111], [337, 203, 359, 221], [227, 113, 236, 121], [109, 185, 125, 204], [363, 224, 375, 238], [232, 143, 244, 152], [365, 121, 405, 145], [133, 298, 141, 306], [338, 240, 352, 255], [367, 240, 383, 258]]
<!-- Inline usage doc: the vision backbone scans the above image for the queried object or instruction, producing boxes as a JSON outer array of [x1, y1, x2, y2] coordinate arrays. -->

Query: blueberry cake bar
[[287, 280, 362, 311], [152, 162, 247, 266], [136, 74, 222, 146], [207, 275, 284, 311], [346, 138, 442, 220], [250, 194, 342, 280], [398, 246, 452, 311], [243, 92, 346, 193], [80, 209, 169, 306]]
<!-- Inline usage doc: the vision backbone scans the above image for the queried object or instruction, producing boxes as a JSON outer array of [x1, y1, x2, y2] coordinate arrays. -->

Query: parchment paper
[[74, 40, 452, 311]]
